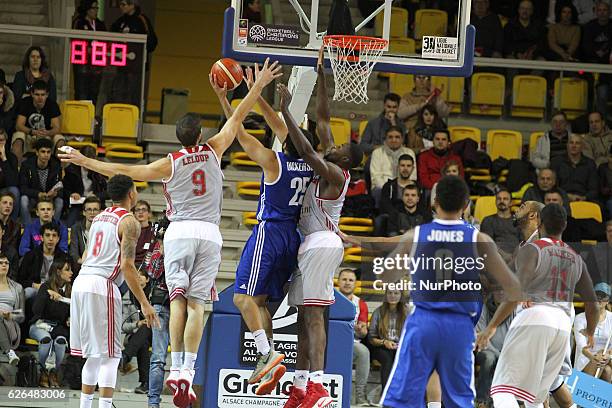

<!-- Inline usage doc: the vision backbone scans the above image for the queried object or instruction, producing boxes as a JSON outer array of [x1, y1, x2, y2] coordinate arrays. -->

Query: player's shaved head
[[435, 176, 469, 213], [108, 174, 135, 202], [176, 113, 202, 147], [524, 200, 545, 214], [540, 203, 567, 236]]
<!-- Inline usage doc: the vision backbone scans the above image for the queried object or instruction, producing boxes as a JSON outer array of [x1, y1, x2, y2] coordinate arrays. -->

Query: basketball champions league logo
[[249, 25, 266, 42]]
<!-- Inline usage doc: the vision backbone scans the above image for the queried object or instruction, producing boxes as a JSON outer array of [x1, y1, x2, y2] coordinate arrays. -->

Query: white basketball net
[[323, 35, 388, 104]]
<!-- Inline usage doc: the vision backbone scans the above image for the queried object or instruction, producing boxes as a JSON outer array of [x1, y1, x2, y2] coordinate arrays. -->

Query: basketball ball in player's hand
[[210, 58, 243, 91]]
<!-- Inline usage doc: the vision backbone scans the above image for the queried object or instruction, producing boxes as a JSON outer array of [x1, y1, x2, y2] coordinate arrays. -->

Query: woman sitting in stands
[[0, 252, 24, 366], [12, 46, 57, 101], [407, 104, 447, 153]]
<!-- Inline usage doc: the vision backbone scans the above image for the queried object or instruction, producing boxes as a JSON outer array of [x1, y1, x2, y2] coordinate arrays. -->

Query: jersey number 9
[[192, 170, 207, 196]]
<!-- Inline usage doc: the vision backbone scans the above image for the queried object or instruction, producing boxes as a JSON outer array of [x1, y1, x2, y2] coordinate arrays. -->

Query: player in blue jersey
[[343, 176, 521, 408], [211, 66, 314, 394]]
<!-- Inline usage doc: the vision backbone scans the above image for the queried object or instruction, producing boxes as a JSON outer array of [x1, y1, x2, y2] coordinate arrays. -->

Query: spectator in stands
[[242, 0, 262, 23], [417, 129, 463, 191], [586, 220, 612, 284], [120, 269, 151, 394], [368, 288, 409, 390], [0, 252, 24, 367], [69, 196, 101, 270], [574, 0, 605, 25], [545, 1, 581, 61], [19, 198, 68, 257], [0, 129, 19, 211], [379, 154, 416, 215], [29, 256, 72, 388], [551, 133, 600, 202], [337, 269, 371, 406], [145, 219, 170, 408], [598, 145, 612, 218], [385, 183, 431, 236], [63, 145, 107, 227], [397, 75, 450, 131], [475, 286, 516, 408], [18, 138, 63, 225], [522, 168, 571, 212], [72, 1, 106, 104], [582, 1, 612, 115], [133, 200, 154, 268], [471, 0, 504, 57], [480, 188, 521, 257], [0, 72, 16, 137], [17, 223, 65, 300], [573, 282, 612, 382], [406, 104, 446, 153], [0, 224, 18, 278], [503, 0, 547, 60], [583, 111, 612, 167], [11, 46, 57, 102], [13, 81, 64, 163], [360, 93, 405, 155], [531, 111, 571, 170], [0, 192, 20, 251]]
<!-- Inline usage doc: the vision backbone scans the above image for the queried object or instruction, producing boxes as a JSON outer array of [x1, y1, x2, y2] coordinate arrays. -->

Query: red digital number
[[110, 43, 127, 66], [91, 41, 107, 66], [71, 40, 87, 65], [192, 170, 206, 196], [92, 231, 104, 257], [547, 265, 569, 301]]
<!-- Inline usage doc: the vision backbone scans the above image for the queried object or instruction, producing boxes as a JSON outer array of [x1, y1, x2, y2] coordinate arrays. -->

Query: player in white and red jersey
[[60, 59, 281, 408], [277, 54, 364, 408], [71, 174, 159, 408]]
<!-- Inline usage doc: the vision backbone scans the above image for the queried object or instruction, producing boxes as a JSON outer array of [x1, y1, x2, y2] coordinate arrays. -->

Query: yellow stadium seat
[[358, 120, 368, 139], [105, 143, 144, 160], [388, 37, 415, 55], [487, 130, 522, 161], [570, 201, 603, 223], [230, 152, 258, 168], [134, 181, 148, 189], [343, 247, 374, 263], [512, 183, 533, 199], [242, 211, 259, 227], [511, 75, 547, 119], [102, 104, 139, 146], [447, 76, 465, 113], [60, 100, 95, 139], [389, 73, 414, 97], [67, 141, 98, 152], [237, 181, 261, 198], [470, 73, 505, 116], [554, 78, 588, 119], [448, 126, 481, 145], [414, 9, 448, 40], [529, 132, 545, 153], [329, 117, 351, 145], [474, 196, 497, 223], [339, 217, 374, 234], [375, 7, 408, 38]]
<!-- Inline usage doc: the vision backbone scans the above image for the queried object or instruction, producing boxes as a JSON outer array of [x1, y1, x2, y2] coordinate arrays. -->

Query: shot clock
[[70, 39, 136, 67]]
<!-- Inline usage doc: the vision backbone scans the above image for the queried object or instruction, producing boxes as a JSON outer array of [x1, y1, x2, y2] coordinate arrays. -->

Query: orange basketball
[[210, 58, 243, 91]]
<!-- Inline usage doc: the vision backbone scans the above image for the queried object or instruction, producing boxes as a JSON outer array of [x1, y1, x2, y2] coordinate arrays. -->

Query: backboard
[[222, 0, 474, 77]]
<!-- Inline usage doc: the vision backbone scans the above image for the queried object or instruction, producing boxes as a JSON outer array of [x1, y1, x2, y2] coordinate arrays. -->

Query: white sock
[[294, 369, 309, 390], [171, 351, 183, 370], [98, 397, 113, 408], [79, 393, 94, 408], [182, 352, 197, 371], [427, 403, 442, 408], [253, 329, 270, 355], [268, 337, 274, 352], [310, 370, 324, 384]]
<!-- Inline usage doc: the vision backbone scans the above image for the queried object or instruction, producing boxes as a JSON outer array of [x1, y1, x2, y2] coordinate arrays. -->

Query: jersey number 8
[[92, 231, 104, 257]]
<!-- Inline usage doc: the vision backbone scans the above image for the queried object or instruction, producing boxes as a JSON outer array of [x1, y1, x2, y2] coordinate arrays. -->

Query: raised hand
[[277, 83, 292, 111], [57, 146, 87, 166], [245, 66, 255, 90], [209, 73, 228, 99], [253, 58, 283, 88]]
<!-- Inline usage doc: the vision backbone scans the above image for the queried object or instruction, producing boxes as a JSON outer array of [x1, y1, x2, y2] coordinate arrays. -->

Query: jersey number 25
[[289, 177, 309, 206]]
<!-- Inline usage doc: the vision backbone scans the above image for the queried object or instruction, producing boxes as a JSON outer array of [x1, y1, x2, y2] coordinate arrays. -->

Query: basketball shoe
[[255, 364, 286, 395], [300, 381, 333, 408], [173, 368, 197, 408], [282, 384, 307, 408], [248, 349, 285, 384]]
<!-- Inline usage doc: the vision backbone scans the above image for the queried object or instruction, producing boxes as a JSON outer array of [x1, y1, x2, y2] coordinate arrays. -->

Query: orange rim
[[323, 35, 388, 51]]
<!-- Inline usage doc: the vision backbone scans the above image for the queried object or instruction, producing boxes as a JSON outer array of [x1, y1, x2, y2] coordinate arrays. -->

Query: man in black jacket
[[385, 184, 431, 236], [16, 223, 65, 300], [18, 138, 63, 225]]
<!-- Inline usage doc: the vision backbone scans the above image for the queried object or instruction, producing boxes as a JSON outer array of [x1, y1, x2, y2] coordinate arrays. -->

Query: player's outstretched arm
[[279, 83, 344, 185], [58, 147, 171, 181], [208, 58, 283, 158], [575, 260, 599, 348], [246, 66, 288, 140], [316, 47, 334, 151], [119, 216, 160, 329]]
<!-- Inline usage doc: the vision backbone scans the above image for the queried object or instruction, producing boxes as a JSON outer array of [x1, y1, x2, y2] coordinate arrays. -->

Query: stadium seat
[[554, 78, 588, 119], [444, 76, 465, 113], [512, 183, 533, 200], [570, 201, 603, 223], [231, 98, 266, 139], [339, 217, 374, 234], [237, 181, 260, 198], [329, 117, 351, 145], [242, 211, 259, 227], [389, 73, 414, 97], [529, 132, 545, 154], [358, 120, 368, 140], [511, 75, 547, 119], [414, 9, 448, 40], [134, 181, 149, 190], [230, 152, 258, 168], [102, 103, 139, 146], [448, 126, 481, 145], [60, 100, 95, 141], [487, 130, 522, 161], [67, 141, 98, 152], [388, 37, 415, 55], [343, 247, 374, 264], [474, 196, 497, 223], [376, 7, 409, 38], [470, 73, 505, 116], [105, 143, 144, 160]]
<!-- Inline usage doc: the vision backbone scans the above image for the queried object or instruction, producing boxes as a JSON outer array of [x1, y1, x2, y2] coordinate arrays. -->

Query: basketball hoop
[[323, 35, 388, 104]]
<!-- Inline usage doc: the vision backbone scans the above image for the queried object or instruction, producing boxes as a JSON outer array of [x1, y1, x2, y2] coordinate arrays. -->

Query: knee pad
[[492, 392, 520, 408], [97, 357, 121, 389], [82, 357, 101, 386]]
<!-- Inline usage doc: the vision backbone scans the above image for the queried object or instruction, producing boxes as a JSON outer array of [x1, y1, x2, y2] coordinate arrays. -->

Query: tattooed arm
[[119, 215, 159, 328]]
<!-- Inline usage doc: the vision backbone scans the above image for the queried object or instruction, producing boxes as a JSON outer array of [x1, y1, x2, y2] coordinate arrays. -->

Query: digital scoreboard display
[[70, 40, 128, 67]]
